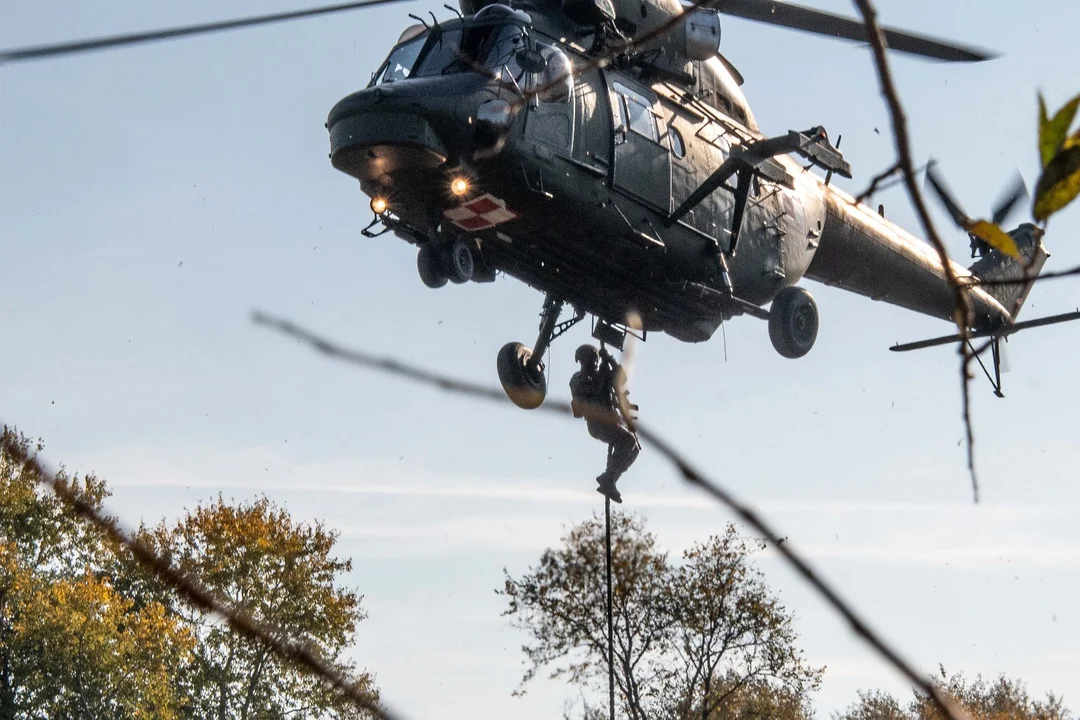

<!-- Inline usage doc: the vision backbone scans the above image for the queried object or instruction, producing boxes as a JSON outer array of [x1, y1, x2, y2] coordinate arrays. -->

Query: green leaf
[[1038, 92, 1080, 168], [1034, 144, 1080, 221], [965, 219, 1021, 260]]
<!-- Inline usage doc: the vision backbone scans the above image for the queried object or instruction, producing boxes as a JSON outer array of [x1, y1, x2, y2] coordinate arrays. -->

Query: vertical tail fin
[[968, 223, 1048, 320]]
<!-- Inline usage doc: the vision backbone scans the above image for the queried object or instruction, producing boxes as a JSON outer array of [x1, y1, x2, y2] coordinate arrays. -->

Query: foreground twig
[[975, 262, 1080, 287], [253, 311, 967, 720], [853, 161, 902, 205], [0, 427, 399, 720], [851, 0, 979, 505]]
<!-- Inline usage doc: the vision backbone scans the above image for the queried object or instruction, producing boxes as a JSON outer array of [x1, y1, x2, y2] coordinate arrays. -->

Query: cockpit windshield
[[375, 32, 427, 84], [373, 23, 525, 85]]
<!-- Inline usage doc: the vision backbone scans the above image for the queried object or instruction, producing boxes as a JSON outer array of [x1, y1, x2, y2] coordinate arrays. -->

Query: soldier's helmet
[[575, 344, 599, 366]]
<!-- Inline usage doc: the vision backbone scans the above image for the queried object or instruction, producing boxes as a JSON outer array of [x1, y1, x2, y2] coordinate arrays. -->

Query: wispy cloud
[[92, 444, 1080, 566]]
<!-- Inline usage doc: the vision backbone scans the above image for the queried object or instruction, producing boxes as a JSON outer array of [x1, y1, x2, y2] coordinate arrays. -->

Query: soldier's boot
[[596, 471, 622, 504]]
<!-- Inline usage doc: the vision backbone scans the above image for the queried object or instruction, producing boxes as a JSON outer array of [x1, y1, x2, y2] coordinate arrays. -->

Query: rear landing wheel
[[445, 239, 474, 284], [769, 286, 819, 359], [417, 245, 447, 289], [497, 342, 547, 409]]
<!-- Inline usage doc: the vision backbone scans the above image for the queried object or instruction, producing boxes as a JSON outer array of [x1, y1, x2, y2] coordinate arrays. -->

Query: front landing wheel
[[768, 286, 819, 359], [497, 342, 547, 409], [417, 245, 447, 289]]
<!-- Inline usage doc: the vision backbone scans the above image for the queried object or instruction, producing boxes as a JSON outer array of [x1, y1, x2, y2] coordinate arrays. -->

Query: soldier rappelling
[[569, 344, 640, 503]]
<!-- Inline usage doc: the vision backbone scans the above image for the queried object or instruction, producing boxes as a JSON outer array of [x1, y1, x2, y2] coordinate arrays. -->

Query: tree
[[662, 530, 818, 720], [132, 495, 377, 719], [835, 668, 1074, 720], [0, 426, 192, 719], [499, 512, 820, 720], [2, 426, 377, 719]]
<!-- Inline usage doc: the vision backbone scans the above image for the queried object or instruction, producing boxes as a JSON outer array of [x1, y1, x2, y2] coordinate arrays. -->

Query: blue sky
[[2, 0, 1079, 717]]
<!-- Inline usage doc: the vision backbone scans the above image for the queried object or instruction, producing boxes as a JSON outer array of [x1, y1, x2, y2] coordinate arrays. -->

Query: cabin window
[[668, 127, 686, 158], [613, 82, 658, 142]]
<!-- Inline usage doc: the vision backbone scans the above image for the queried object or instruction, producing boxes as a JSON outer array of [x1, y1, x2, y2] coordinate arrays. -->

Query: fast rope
[[604, 496, 615, 720]]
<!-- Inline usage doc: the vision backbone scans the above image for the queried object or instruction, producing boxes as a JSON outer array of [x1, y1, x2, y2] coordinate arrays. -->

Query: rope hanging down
[[604, 497, 615, 720]]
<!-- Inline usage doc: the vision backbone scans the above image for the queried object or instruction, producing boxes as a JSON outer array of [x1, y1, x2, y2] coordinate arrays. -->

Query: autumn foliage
[[500, 512, 821, 720], [0, 426, 375, 719]]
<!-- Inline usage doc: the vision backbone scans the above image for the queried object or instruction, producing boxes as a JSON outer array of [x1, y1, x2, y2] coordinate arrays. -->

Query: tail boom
[[805, 188, 1028, 331]]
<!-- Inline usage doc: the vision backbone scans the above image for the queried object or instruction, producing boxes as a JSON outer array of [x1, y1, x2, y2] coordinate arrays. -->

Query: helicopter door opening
[[522, 42, 574, 151], [609, 79, 671, 213]]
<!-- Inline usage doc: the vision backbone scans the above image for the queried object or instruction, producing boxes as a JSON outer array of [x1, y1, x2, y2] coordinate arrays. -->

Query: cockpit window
[[534, 44, 572, 103], [412, 24, 524, 78], [374, 33, 427, 85], [372, 23, 529, 85], [486, 25, 526, 81]]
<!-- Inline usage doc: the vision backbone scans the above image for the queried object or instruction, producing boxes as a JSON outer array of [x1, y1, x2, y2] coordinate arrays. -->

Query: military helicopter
[[5, 0, 1078, 408]]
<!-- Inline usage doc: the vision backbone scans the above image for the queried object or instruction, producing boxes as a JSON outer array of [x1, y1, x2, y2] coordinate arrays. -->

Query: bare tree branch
[[853, 161, 902, 205], [974, 262, 1080, 287], [252, 310, 969, 720], [850, 0, 981, 505]]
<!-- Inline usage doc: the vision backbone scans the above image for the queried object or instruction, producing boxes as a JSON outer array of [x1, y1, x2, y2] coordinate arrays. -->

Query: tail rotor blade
[[991, 171, 1029, 226], [925, 161, 970, 228]]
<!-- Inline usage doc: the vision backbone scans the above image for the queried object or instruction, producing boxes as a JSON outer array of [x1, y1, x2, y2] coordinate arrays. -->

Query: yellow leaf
[[1068, 128, 1080, 150], [965, 219, 1021, 259], [1034, 144, 1080, 221], [1039, 92, 1080, 168]]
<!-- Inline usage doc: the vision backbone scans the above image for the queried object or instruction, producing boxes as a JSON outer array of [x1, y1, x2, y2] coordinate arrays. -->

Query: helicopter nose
[[327, 74, 495, 181], [327, 84, 451, 184]]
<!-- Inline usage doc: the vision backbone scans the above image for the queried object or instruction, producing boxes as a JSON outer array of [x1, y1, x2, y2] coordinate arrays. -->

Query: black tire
[[768, 286, 819, 359], [445, 239, 474, 284], [496, 341, 547, 409], [417, 245, 447, 289]]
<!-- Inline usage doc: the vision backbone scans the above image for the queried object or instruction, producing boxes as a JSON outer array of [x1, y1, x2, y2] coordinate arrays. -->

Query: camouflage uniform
[[570, 345, 640, 500]]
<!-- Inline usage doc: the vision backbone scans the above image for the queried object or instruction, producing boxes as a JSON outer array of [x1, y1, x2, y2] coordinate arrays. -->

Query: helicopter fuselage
[[327, 6, 1035, 350]]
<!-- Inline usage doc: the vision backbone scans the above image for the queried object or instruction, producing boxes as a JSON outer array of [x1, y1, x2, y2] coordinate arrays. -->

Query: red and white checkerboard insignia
[[443, 194, 519, 231]]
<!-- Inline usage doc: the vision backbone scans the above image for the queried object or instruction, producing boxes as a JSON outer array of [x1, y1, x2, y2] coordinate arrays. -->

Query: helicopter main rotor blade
[[991, 172, 1029, 226], [0, 0, 415, 65], [924, 162, 971, 228], [709, 0, 995, 62]]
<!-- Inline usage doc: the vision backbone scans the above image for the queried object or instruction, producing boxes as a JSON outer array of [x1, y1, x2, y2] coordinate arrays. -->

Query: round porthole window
[[669, 127, 686, 158]]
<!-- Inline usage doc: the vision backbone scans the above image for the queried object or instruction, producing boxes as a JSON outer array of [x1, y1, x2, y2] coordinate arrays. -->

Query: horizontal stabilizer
[[890, 310, 1080, 352]]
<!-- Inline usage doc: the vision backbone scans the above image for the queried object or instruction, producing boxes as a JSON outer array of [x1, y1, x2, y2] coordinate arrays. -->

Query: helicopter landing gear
[[498, 295, 585, 409], [769, 286, 819, 359], [416, 239, 475, 288], [445, 239, 474, 284], [497, 342, 548, 410], [417, 245, 448, 289]]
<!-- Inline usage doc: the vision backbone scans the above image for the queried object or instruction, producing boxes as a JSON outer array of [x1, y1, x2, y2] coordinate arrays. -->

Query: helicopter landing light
[[370, 196, 388, 215], [450, 177, 470, 197]]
